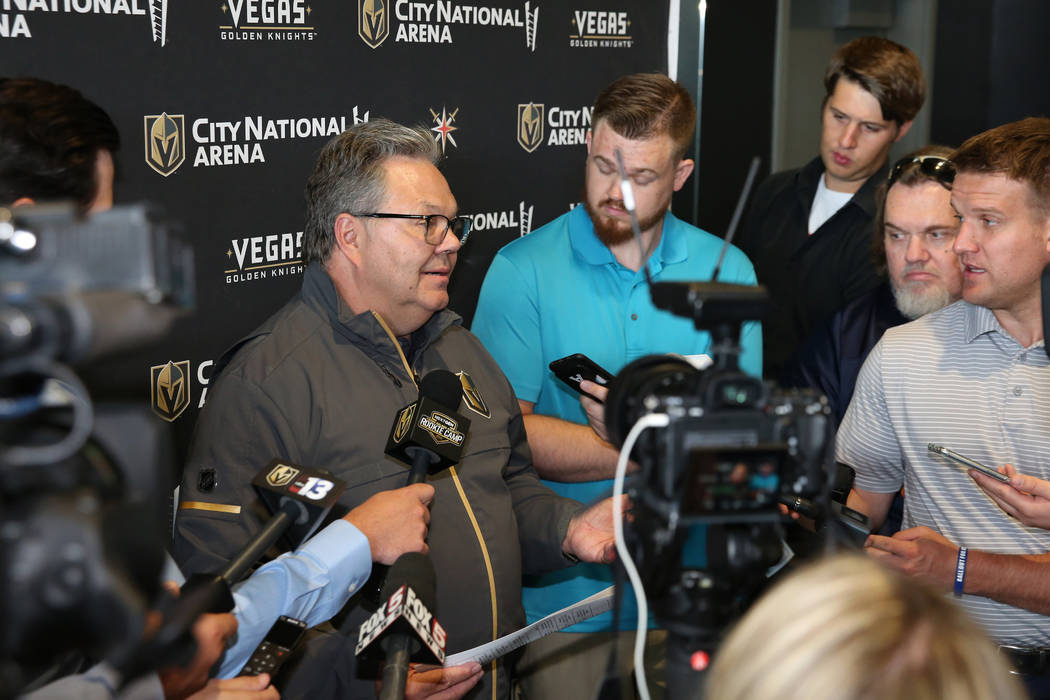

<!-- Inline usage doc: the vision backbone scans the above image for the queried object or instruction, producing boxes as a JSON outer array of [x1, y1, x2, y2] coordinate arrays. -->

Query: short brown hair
[[824, 36, 926, 126], [872, 144, 955, 274], [951, 117, 1050, 220], [591, 73, 696, 160]]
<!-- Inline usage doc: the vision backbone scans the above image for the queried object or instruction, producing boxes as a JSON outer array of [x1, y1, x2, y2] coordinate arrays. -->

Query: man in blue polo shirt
[[472, 72, 761, 698]]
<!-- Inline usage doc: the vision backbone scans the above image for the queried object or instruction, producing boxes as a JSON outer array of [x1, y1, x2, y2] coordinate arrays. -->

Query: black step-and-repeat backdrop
[[0, 2, 670, 461]]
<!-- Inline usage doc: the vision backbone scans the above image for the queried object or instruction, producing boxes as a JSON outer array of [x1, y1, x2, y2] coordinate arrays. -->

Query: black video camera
[[0, 203, 192, 698]]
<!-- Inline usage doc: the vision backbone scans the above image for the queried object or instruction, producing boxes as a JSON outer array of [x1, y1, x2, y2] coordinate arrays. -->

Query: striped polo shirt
[[837, 300, 1050, 646]]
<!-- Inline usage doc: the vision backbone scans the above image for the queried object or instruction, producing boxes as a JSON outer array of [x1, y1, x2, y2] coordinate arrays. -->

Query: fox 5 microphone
[[356, 552, 447, 700], [385, 369, 470, 484]]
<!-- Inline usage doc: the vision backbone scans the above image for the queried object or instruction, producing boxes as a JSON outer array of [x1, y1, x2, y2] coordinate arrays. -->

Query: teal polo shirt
[[472, 206, 762, 631]]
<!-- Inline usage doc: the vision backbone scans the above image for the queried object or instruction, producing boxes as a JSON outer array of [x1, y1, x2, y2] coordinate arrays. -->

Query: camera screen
[[681, 448, 782, 516]]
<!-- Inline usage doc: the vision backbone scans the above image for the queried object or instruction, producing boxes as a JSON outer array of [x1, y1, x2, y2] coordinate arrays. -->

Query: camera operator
[[0, 77, 118, 214], [836, 118, 1050, 698]]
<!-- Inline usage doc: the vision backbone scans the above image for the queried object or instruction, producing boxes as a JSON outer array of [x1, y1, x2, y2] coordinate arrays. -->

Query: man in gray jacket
[[173, 119, 615, 700]]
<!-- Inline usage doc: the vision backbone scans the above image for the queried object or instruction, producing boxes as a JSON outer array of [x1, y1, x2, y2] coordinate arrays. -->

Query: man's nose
[[839, 123, 858, 149], [952, 221, 977, 256], [905, 234, 930, 262]]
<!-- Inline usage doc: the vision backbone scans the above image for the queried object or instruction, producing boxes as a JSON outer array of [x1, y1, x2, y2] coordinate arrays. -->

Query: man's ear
[[672, 159, 695, 192], [333, 213, 361, 264], [893, 119, 914, 144]]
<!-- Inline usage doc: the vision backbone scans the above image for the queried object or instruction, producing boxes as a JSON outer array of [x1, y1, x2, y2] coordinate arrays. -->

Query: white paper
[[444, 586, 614, 666]]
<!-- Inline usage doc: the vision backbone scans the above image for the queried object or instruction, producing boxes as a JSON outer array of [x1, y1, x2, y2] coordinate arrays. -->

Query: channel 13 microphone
[[356, 552, 447, 700], [385, 369, 471, 484], [119, 461, 346, 678]]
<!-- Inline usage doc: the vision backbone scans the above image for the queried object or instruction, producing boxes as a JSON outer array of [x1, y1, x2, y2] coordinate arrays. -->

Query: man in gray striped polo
[[835, 117, 1050, 694]]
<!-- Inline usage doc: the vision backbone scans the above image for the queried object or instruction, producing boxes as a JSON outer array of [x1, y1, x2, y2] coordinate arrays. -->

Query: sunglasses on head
[[887, 155, 956, 188]]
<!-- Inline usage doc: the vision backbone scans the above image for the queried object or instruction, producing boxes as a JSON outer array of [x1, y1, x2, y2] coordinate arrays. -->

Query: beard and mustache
[[583, 194, 670, 247], [891, 264, 956, 320]]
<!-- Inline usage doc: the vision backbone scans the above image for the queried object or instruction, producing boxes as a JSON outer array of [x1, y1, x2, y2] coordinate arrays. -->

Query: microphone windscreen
[[419, 370, 462, 411], [380, 552, 437, 613]]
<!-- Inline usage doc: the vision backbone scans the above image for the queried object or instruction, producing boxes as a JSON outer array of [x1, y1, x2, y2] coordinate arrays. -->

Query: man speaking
[[173, 119, 616, 699]]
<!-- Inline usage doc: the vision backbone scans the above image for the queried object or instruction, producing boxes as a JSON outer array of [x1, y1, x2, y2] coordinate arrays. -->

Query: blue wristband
[[954, 546, 968, 597]]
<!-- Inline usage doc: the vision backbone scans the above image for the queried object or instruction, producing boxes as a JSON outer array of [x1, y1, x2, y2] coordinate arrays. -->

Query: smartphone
[[927, 443, 1010, 482], [549, 353, 614, 402], [238, 615, 308, 677]]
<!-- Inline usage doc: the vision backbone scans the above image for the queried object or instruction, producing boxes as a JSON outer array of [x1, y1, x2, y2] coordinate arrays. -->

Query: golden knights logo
[[359, 0, 389, 48], [144, 113, 186, 177], [266, 463, 300, 487], [517, 103, 544, 153], [457, 371, 490, 419], [393, 404, 415, 443], [150, 360, 191, 422]]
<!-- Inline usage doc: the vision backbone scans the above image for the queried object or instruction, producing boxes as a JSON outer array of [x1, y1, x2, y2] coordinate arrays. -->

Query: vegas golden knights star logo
[[150, 360, 191, 422], [143, 113, 185, 177], [517, 103, 544, 153], [393, 404, 415, 443], [266, 463, 300, 487], [457, 371, 490, 419], [359, 0, 389, 49]]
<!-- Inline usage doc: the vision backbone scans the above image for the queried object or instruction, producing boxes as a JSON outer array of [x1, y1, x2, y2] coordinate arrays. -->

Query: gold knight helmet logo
[[266, 463, 300, 487], [517, 103, 544, 153], [457, 371, 490, 419], [359, 0, 389, 49], [393, 404, 415, 443], [150, 360, 191, 422], [144, 113, 186, 177]]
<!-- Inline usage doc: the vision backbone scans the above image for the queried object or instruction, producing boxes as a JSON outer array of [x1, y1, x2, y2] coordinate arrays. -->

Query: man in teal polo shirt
[[472, 73, 761, 698]]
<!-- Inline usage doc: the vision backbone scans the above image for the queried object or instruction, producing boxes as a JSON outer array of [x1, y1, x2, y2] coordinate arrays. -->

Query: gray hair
[[303, 118, 439, 265]]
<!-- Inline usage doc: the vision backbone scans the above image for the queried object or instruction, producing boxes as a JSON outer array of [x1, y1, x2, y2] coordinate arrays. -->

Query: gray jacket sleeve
[[173, 372, 299, 576]]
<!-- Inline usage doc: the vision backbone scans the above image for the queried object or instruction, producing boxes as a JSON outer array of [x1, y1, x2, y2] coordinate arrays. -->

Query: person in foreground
[[705, 555, 1025, 700], [836, 117, 1050, 697], [173, 118, 616, 699]]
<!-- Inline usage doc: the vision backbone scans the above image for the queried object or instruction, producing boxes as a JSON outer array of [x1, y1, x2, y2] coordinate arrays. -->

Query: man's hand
[[159, 612, 238, 700], [578, 380, 610, 442], [343, 483, 435, 565], [402, 662, 483, 700], [972, 464, 1050, 530], [864, 526, 958, 590], [186, 674, 280, 699], [562, 496, 624, 564]]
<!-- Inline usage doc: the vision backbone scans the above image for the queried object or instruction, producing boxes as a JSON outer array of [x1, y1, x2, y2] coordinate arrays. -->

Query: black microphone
[[385, 369, 470, 483], [356, 552, 447, 700]]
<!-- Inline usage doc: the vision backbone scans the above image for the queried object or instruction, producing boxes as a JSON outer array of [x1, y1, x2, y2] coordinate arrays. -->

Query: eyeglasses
[[887, 155, 956, 189], [352, 212, 471, 245]]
